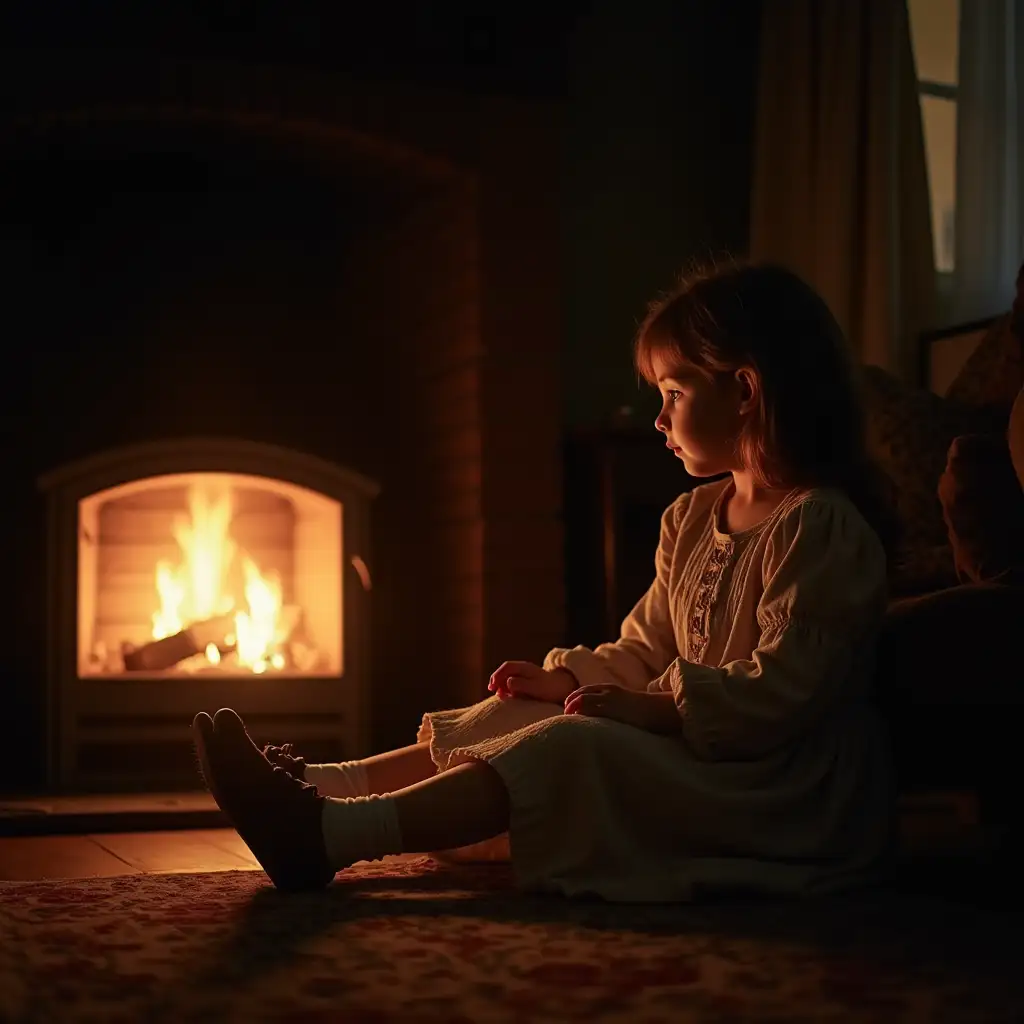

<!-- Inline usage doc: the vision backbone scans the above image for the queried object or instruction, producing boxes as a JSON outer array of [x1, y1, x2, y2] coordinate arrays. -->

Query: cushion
[[945, 262, 1024, 410], [937, 432, 1024, 585], [944, 313, 1022, 409], [861, 366, 1003, 594]]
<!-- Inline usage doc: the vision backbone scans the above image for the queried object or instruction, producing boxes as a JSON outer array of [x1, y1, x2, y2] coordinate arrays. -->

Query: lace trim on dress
[[688, 485, 805, 664], [688, 536, 732, 664]]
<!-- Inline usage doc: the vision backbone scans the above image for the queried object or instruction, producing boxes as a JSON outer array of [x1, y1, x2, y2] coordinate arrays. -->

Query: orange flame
[[151, 486, 283, 671]]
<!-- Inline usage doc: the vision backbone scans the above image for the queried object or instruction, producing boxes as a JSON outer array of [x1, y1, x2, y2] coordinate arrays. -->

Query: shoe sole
[[192, 715, 283, 884], [192, 712, 269, 863], [192, 713, 331, 892], [192, 713, 232, 825]]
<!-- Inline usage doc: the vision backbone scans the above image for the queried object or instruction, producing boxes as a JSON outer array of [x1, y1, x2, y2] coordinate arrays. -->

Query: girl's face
[[650, 351, 750, 479]]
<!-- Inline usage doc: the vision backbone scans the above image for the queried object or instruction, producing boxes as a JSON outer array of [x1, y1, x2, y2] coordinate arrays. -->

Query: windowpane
[[920, 94, 958, 272], [908, 0, 960, 85]]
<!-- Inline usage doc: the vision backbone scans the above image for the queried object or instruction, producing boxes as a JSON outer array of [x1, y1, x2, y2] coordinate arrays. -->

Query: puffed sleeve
[[542, 492, 691, 691], [653, 497, 887, 761]]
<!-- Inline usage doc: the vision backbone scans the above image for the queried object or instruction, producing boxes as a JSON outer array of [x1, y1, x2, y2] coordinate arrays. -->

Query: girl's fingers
[[489, 660, 537, 691], [511, 661, 544, 680], [565, 695, 593, 715], [565, 694, 609, 717], [488, 677, 512, 698], [564, 684, 607, 704]]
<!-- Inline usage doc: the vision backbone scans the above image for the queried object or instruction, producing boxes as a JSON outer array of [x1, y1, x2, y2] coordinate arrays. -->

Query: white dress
[[419, 480, 894, 902]]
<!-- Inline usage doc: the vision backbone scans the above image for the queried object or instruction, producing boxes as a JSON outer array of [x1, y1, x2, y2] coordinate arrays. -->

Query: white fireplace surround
[[38, 437, 379, 791]]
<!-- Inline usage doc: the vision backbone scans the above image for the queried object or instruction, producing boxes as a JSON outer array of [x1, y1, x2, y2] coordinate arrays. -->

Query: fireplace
[[39, 439, 376, 789], [4, 55, 565, 794], [78, 473, 346, 680]]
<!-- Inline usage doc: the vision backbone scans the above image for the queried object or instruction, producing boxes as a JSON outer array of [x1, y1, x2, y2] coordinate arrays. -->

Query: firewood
[[122, 631, 198, 672], [188, 614, 236, 651], [122, 614, 234, 672]]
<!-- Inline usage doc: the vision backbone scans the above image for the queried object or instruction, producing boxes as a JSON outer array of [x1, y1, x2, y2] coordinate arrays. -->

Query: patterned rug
[[1, 855, 1021, 1023]]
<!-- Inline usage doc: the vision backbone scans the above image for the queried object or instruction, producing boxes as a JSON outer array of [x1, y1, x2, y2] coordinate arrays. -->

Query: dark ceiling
[[1, 0, 595, 98]]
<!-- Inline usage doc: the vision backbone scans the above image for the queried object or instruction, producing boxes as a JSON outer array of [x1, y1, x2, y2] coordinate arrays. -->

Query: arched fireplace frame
[[39, 437, 378, 790]]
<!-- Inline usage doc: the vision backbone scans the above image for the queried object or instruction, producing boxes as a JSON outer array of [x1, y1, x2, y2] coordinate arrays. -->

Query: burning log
[[122, 615, 235, 672], [122, 632, 199, 672]]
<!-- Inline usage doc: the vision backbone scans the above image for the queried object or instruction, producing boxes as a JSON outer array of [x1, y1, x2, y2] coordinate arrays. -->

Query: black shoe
[[262, 742, 308, 780], [192, 708, 336, 891]]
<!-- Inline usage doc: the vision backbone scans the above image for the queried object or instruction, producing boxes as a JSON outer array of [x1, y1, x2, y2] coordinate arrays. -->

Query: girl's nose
[[654, 409, 669, 433]]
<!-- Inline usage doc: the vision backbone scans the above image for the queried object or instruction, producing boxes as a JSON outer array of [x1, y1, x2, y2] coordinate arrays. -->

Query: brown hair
[[635, 260, 899, 556]]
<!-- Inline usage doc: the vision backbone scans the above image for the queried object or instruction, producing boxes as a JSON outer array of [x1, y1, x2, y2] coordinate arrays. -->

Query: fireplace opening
[[78, 472, 343, 680], [40, 437, 377, 790]]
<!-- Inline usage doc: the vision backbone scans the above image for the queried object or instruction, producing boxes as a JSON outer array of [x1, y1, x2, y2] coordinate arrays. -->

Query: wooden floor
[[0, 829, 261, 881], [0, 791, 991, 883]]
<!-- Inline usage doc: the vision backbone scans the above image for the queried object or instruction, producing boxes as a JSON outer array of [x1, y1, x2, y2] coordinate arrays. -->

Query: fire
[[151, 485, 284, 672]]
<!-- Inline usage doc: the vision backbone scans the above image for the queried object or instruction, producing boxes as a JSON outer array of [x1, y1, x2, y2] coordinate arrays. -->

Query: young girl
[[193, 261, 896, 900]]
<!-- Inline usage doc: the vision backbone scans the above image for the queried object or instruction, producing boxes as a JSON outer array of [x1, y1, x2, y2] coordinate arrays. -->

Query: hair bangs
[[634, 294, 705, 384]]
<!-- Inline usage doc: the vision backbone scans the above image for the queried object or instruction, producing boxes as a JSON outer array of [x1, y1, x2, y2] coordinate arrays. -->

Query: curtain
[[952, 0, 1024, 323], [750, 0, 935, 379]]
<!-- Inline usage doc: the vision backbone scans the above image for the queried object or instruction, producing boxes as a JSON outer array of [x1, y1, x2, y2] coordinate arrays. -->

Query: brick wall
[[339, 180, 484, 744], [477, 100, 566, 676], [336, 95, 567, 740]]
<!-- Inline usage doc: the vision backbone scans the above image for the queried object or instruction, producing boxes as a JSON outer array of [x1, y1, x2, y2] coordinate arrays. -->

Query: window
[[908, 0, 960, 273]]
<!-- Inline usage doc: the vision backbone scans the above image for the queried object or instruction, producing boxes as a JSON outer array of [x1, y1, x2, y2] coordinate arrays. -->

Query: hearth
[[4, 54, 565, 794], [39, 438, 377, 790]]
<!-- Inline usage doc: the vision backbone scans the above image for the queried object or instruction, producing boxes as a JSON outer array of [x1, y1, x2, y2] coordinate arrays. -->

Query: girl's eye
[[666, 390, 682, 404]]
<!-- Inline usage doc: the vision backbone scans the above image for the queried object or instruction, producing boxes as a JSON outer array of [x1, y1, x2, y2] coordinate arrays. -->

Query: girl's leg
[[390, 759, 509, 852], [362, 742, 439, 795], [194, 708, 507, 888], [304, 741, 437, 798], [321, 759, 509, 865]]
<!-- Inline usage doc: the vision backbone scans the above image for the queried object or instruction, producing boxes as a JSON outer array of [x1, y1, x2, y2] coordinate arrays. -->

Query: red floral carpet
[[1, 855, 1021, 1023]]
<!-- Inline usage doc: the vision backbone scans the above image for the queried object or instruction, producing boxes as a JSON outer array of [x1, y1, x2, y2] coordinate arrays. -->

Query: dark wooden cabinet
[[563, 427, 706, 649]]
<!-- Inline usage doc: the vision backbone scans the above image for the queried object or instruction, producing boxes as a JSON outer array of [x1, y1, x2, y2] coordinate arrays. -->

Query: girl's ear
[[734, 367, 759, 415]]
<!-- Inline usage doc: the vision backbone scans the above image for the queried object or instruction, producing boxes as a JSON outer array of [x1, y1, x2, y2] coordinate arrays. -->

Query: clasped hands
[[486, 660, 678, 734]]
